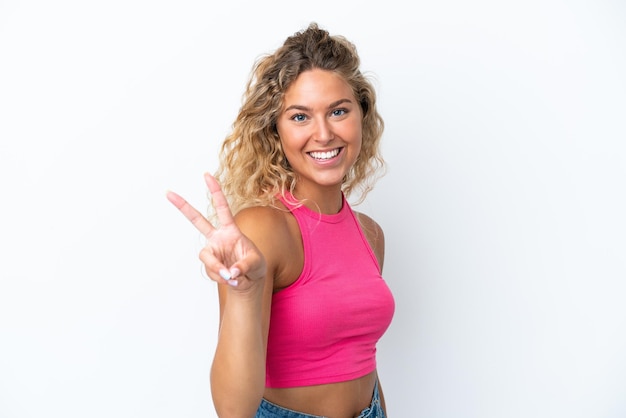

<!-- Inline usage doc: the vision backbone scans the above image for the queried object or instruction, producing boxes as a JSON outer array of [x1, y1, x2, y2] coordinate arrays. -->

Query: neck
[[292, 184, 344, 215]]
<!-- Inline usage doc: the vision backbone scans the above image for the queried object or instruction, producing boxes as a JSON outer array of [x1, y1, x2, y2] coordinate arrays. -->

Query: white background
[[1, 1, 625, 417]]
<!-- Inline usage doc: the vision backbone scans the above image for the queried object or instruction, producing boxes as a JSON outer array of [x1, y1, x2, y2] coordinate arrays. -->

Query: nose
[[313, 118, 334, 143]]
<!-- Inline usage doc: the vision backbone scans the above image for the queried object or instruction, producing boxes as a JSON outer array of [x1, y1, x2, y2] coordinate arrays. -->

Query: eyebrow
[[283, 98, 354, 113]]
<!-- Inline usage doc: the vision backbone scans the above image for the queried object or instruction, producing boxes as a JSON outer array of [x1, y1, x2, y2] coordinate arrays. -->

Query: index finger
[[204, 172, 236, 228], [166, 190, 215, 237]]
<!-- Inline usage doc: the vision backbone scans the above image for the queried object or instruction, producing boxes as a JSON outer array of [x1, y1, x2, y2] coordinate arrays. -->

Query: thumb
[[230, 252, 266, 282]]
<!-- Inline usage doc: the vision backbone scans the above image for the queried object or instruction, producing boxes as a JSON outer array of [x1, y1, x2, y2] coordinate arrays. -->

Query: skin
[[166, 69, 387, 417]]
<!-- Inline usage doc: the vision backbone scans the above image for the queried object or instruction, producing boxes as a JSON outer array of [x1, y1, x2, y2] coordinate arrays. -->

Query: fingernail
[[229, 268, 241, 279], [219, 269, 232, 281], [227, 280, 238, 287]]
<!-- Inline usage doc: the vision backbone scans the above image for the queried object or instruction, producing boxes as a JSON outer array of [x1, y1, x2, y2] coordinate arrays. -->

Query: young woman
[[167, 23, 395, 418]]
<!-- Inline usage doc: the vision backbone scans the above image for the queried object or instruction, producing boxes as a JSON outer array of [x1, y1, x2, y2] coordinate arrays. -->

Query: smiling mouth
[[308, 148, 341, 161]]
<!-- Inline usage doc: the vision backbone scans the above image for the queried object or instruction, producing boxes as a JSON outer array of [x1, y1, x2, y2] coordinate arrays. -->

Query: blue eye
[[332, 109, 347, 117], [291, 113, 307, 122]]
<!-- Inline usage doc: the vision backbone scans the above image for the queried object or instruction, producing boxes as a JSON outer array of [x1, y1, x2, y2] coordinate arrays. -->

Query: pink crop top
[[265, 193, 395, 388]]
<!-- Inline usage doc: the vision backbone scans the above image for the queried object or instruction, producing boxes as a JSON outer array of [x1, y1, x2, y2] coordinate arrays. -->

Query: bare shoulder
[[234, 205, 294, 254], [354, 211, 385, 270], [354, 211, 385, 244], [234, 204, 303, 288], [234, 205, 288, 232]]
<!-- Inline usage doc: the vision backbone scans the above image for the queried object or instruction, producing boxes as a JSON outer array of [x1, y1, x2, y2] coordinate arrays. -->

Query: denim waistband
[[255, 379, 385, 418]]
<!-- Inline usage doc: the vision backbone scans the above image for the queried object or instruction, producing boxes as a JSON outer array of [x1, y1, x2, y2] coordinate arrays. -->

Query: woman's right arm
[[167, 173, 279, 417], [210, 205, 282, 417]]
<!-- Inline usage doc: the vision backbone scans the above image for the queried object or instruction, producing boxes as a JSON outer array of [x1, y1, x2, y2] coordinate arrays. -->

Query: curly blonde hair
[[213, 23, 385, 216]]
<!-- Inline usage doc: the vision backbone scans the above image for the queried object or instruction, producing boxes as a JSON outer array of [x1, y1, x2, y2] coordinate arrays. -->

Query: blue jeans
[[255, 380, 385, 418]]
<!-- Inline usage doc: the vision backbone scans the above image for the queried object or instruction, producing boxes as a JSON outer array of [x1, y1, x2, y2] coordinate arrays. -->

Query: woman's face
[[276, 69, 362, 197]]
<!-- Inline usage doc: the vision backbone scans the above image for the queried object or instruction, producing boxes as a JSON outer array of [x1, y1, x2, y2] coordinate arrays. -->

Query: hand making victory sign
[[166, 172, 267, 290]]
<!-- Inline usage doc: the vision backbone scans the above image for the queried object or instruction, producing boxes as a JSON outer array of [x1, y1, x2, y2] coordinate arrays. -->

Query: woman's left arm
[[358, 212, 388, 415], [356, 212, 385, 270]]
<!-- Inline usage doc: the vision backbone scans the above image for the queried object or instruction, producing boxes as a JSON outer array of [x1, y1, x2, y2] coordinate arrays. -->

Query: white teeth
[[309, 149, 340, 160]]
